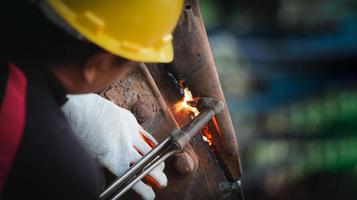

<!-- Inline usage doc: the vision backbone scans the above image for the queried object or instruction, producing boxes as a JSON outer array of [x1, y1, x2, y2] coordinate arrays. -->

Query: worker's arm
[[61, 93, 167, 200]]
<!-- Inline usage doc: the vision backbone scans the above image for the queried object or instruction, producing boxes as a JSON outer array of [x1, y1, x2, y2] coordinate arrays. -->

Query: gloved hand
[[61, 93, 167, 200]]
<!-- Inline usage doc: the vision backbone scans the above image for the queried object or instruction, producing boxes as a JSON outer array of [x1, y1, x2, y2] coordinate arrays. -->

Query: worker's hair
[[0, 1, 100, 65]]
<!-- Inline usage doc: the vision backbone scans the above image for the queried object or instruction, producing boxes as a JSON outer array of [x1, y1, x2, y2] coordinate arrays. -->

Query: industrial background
[[200, 0, 357, 199]]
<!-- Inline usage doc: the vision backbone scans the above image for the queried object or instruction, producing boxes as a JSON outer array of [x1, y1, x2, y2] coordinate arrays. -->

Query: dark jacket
[[0, 62, 101, 200]]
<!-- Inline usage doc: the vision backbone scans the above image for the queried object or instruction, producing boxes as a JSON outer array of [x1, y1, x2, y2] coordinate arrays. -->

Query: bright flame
[[174, 87, 214, 146], [202, 135, 209, 143], [202, 125, 213, 146], [174, 88, 199, 116]]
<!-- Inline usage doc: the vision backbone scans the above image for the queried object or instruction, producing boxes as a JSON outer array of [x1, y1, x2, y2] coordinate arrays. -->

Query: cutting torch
[[99, 97, 224, 200]]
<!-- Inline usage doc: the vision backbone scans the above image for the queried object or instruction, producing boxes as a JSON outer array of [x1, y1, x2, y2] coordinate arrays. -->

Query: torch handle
[[111, 149, 177, 200], [99, 137, 172, 200]]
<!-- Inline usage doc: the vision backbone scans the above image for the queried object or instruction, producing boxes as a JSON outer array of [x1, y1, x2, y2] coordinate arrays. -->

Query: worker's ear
[[82, 52, 114, 84], [81, 52, 135, 92]]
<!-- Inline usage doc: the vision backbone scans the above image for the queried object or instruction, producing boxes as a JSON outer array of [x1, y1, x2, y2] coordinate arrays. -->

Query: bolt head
[[173, 152, 195, 176]]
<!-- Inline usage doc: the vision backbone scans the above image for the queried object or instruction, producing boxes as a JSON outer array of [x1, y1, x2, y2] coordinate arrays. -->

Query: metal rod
[[138, 62, 180, 128]]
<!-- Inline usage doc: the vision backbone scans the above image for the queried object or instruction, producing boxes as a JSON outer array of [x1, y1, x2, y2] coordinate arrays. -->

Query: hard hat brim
[[46, 0, 177, 63]]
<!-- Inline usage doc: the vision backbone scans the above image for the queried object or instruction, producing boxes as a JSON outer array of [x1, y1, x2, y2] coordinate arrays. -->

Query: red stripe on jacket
[[0, 63, 27, 190]]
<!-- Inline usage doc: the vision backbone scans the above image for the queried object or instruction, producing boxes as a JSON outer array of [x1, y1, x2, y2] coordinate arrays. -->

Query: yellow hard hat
[[43, 0, 183, 63]]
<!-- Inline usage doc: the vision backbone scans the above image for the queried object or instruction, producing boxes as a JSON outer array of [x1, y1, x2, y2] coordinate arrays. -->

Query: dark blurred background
[[199, 0, 357, 199]]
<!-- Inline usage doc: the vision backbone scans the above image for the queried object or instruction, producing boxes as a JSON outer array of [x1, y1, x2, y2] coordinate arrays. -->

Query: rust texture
[[170, 0, 242, 179], [102, 69, 159, 114], [100, 65, 175, 139], [137, 63, 179, 129], [147, 0, 242, 180], [173, 151, 198, 176]]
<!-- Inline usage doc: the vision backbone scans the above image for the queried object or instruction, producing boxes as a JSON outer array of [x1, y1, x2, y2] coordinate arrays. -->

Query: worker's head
[[1, 0, 183, 93]]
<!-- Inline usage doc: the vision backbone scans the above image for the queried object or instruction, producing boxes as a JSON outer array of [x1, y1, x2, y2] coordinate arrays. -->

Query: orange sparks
[[174, 88, 199, 116], [211, 116, 223, 137]]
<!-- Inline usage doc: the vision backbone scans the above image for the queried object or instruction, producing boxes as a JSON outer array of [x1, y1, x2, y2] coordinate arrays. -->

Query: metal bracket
[[219, 180, 241, 192], [219, 180, 245, 200]]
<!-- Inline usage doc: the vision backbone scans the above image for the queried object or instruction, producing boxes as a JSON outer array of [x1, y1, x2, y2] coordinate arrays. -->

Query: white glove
[[61, 93, 167, 200]]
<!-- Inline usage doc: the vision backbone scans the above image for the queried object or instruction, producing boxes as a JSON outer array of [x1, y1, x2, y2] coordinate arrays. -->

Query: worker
[[0, 1, 183, 200]]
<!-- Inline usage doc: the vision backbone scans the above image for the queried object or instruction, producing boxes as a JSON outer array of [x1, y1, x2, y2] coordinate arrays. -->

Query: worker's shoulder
[[23, 66, 67, 130], [2, 66, 101, 200]]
